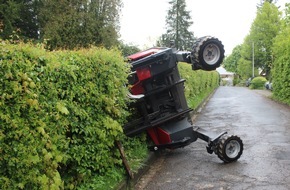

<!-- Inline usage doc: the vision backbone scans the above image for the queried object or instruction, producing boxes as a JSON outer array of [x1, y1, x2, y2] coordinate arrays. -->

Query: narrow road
[[136, 86, 290, 190]]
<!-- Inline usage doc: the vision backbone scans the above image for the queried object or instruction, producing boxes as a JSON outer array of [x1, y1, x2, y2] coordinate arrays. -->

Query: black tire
[[215, 135, 243, 163], [191, 36, 225, 71]]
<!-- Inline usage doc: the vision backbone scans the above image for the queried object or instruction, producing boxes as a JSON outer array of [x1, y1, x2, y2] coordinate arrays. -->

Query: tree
[[0, 0, 43, 41], [257, 0, 277, 8], [245, 2, 281, 78], [38, 0, 122, 50], [0, 0, 22, 39], [228, 1, 281, 79], [157, 0, 195, 50], [0, 0, 122, 50], [118, 41, 140, 57], [223, 45, 242, 73], [16, 0, 40, 40], [237, 58, 257, 79], [282, 2, 290, 26], [38, 0, 90, 49]]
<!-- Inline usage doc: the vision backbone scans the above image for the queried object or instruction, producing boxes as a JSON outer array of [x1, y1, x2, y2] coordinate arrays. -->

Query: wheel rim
[[202, 43, 220, 65], [225, 140, 241, 158]]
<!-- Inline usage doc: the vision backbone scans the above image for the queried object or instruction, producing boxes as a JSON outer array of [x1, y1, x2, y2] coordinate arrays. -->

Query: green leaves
[[56, 102, 69, 115], [1, 0, 122, 50], [272, 23, 290, 105], [0, 41, 132, 189], [179, 63, 219, 109], [249, 77, 267, 89], [226, 2, 282, 80]]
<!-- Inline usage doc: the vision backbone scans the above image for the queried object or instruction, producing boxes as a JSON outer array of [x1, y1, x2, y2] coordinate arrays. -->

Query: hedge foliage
[[178, 62, 219, 109], [0, 40, 137, 189], [272, 27, 290, 105]]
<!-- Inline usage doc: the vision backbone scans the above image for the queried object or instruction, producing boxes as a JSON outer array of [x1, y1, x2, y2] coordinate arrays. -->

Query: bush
[[249, 77, 267, 89], [0, 40, 148, 189], [272, 26, 290, 105]]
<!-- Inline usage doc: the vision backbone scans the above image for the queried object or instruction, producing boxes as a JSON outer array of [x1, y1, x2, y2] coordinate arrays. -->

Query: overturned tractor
[[123, 36, 243, 163]]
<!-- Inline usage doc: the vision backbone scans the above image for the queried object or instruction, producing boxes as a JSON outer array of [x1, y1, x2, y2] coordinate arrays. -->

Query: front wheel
[[191, 36, 225, 71], [215, 135, 243, 163]]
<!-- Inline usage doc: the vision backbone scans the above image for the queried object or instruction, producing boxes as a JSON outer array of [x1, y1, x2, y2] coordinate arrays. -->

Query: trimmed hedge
[[178, 62, 219, 109], [272, 27, 290, 105], [0, 40, 141, 189]]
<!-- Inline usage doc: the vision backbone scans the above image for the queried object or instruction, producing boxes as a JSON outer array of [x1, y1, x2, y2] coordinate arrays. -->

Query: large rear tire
[[215, 135, 243, 163], [191, 36, 225, 71]]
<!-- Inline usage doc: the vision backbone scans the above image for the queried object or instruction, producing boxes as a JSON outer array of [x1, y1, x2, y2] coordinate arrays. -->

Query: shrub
[[272, 27, 290, 105], [0, 40, 148, 189], [249, 77, 267, 89]]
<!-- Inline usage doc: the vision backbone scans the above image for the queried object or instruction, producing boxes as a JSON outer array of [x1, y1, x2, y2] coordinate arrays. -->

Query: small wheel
[[191, 36, 225, 71], [216, 135, 243, 163]]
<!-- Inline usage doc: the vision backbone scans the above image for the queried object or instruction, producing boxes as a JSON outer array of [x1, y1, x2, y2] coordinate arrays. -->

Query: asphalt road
[[135, 86, 290, 190]]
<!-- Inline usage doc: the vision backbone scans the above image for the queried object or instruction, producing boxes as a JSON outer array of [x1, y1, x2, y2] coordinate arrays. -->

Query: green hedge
[[178, 62, 219, 109], [272, 27, 290, 105], [0, 41, 148, 189]]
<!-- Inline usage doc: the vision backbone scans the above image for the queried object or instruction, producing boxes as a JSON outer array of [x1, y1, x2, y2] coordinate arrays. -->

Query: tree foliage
[[0, 0, 22, 39], [257, 0, 277, 8], [157, 0, 195, 50], [254, 2, 280, 71], [281, 2, 290, 26], [0, 0, 122, 50], [225, 1, 282, 81], [237, 58, 253, 79], [223, 45, 242, 73], [118, 42, 140, 57], [224, 1, 289, 104], [243, 2, 281, 77]]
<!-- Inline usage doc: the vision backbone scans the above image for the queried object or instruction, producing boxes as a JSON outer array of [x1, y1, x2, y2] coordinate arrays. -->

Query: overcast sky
[[119, 0, 288, 55]]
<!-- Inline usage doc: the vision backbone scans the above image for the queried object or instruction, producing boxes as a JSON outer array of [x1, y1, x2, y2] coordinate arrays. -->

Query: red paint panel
[[157, 127, 171, 144], [147, 128, 160, 145], [136, 67, 151, 81], [128, 48, 161, 61], [130, 81, 144, 95]]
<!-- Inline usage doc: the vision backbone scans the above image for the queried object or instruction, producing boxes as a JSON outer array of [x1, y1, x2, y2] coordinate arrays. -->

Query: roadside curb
[[117, 87, 218, 190]]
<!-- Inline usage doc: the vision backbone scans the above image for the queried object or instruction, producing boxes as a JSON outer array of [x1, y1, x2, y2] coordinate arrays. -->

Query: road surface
[[136, 86, 290, 190]]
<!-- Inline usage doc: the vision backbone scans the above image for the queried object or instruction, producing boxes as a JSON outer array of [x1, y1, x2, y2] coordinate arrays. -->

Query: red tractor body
[[124, 37, 243, 162]]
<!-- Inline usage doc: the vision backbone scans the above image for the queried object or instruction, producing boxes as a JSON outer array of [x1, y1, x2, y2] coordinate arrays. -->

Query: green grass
[[187, 88, 215, 110]]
